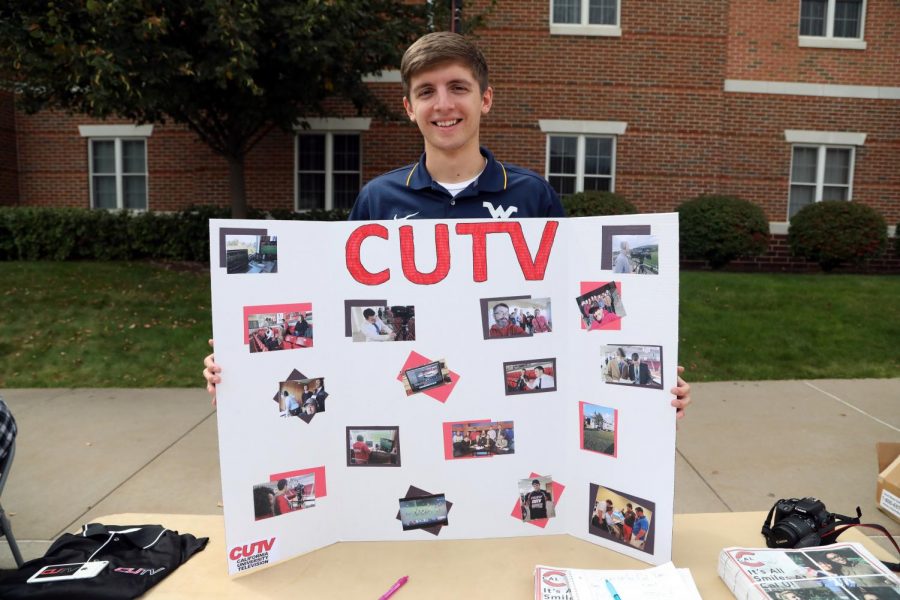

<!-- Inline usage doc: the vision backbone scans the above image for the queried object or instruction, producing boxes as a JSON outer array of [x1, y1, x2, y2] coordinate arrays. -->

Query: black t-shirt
[[0, 523, 207, 599], [526, 490, 550, 519]]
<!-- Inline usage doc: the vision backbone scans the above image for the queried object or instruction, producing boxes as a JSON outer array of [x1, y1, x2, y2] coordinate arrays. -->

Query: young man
[[523, 479, 552, 521], [348, 31, 564, 221], [203, 32, 692, 420]]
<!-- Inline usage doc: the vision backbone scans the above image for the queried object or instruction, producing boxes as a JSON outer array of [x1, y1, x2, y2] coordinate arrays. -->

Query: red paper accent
[[579, 281, 623, 331], [346, 224, 390, 285], [269, 465, 327, 497], [243, 303, 313, 344], [442, 419, 491, 460], [396, 351, 460, 404], [399, 224, 451, 285], [510, 472, 566, 529]]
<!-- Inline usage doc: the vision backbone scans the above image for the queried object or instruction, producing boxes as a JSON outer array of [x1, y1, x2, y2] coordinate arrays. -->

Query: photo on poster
[[518, 476, 556, 522], [401, 359, 451, 396], [600, 225, 651, 271], [252, 472, 316, 521], [576, 282, 625, 330], [398, 493, 449, 531], [447, 420, 515, 458], [246, 305, 313, 352], [224, 234, 278, 273], [610, 234, 659, 275], [347, 302, 416, 342], [765, 587, 859, 600], [274, 377, 327, 420], [588, 483, 656, 554], [503, 358, 557, 395], [602, 345, 663, 389], [580, 402, 617, 457], [480, 296, 553, 339], [346, 426, 401, 466]]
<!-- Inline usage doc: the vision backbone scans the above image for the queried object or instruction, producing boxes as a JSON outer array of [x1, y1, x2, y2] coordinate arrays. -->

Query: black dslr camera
[[761, 497, 859, 549]]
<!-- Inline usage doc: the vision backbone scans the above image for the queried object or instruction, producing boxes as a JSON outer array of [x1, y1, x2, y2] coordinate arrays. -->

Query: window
[[784, 130, 865, 219], [799, 0, 866, 49], [550, 0, 621, 36], [294, 118, 370, 211], [546, 136, 615, 196], [540, 120, 627, 196], [788, 145, 854, 217], [79, 125, 152, 210]]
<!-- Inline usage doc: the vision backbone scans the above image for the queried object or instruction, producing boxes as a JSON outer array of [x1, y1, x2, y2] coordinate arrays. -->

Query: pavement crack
[[54, 411, 217, 539], [677, 447, 733, 511]]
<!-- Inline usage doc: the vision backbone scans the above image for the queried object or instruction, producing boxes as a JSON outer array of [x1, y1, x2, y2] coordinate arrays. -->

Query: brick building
[[1, 0, 897, 256]]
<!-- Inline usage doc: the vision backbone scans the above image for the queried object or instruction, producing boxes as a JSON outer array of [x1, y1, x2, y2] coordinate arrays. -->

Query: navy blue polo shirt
[[349, 147, 565, 220]]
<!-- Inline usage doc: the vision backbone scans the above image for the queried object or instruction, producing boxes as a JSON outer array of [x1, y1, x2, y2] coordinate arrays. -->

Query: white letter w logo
[[482, 201, 519, 219]]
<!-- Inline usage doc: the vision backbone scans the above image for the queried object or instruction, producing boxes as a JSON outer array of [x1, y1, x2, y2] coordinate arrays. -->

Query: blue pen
[[605, 579, 622, 600]]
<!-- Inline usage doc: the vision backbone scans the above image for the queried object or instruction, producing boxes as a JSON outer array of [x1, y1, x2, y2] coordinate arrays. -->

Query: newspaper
[[534, 563, 701, 600], [718, 542, 900, 600]]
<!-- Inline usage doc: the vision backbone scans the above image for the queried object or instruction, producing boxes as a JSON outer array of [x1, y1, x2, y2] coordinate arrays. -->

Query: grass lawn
[[0, 261, 211, 387], [0, 262, 897, 386], [583, 429, 615, 456], [680, 271, 900, 381]]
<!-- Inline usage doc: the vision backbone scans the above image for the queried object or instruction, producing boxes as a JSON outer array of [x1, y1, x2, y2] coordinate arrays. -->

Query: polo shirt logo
[[482, 201, 519, 219], [393, 211, 420, 220]]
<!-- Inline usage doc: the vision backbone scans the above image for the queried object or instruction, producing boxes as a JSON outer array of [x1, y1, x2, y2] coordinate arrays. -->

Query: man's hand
[[203, 339, 221, 406], [670, 365, 691, 420]]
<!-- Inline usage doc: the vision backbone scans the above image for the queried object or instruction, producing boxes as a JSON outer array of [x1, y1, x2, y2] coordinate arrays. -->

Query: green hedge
[[0, 206, 348, 262], [562, 191, 637, 217], [788, 201, 887, 271], [676, 195, 769, 269]]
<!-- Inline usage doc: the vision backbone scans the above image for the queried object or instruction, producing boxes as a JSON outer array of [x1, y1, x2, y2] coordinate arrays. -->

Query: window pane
[[92, 140, 116, 173], [789, 185, 816, 217], [553, 0, 580, 24], [333, 173, 360, 210], [834, 0, 861, 37], [799, 0, 826, 36], [92, 175, 117, 209], [549, 137, 577, 174], [584, 137, 612, 176], [791, 147, 818, 183], [333, 134, 360, 172], [549, 175, 576, 196], [298, 173, 325, 210], [588, 0, 616, 25], [123, 176, 147, 209], [822, 186, 848, 201], [122, 140, 146, 174], [824, 148, 850, 185], [584, 177, 611, 192], [297, 135, 326, 171]]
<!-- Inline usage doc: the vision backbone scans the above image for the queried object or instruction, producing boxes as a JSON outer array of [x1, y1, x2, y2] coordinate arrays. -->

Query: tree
[[0, 1, 428, 217]]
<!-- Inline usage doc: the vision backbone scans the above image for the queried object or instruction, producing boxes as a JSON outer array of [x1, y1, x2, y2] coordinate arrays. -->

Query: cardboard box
[[876, 442, 900, 524]]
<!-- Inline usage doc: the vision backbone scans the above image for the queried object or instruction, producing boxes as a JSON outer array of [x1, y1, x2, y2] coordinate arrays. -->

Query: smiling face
[[403, 62, 493, 160], [492, 304, 510, 328]]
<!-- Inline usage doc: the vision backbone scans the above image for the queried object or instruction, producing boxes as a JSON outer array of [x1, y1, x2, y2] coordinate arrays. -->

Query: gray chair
[[0, 440, 24, 568]]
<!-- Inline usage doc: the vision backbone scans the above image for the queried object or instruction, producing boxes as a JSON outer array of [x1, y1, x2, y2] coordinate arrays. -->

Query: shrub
[[788, 201, 887, 271], [0, 205, 352, 262], [895, 221, 900, 256], [562, 191, 637, 217], [677, 195, 769, 269]]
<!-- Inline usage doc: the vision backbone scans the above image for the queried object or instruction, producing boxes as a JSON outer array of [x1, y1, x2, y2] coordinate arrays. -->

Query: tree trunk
[[227, 154, 248, 219]]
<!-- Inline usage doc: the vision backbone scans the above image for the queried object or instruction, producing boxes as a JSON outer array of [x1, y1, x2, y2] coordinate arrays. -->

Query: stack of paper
[[534, 563, 701, 600]]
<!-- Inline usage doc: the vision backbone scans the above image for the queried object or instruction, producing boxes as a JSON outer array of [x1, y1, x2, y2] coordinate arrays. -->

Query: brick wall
[[6, 0, 899, 228], [0, 92, 20, 205]]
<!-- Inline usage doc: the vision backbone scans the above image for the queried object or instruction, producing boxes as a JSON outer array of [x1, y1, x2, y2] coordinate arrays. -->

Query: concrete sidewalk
[[0, 379, 897, 568]]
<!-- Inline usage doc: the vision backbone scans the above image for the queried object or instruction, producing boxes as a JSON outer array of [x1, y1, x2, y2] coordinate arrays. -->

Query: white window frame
[[549, 0, 622, 37], [294, 118, 371, 211], [540, 120, 626, 194], [785, 130, 866, 220], [79, 125, 153, 211], [798, 0, 867, 50]]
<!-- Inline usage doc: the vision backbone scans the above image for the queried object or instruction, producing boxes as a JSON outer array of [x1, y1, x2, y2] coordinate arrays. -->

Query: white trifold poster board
[[209, 214, 680, 576]]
